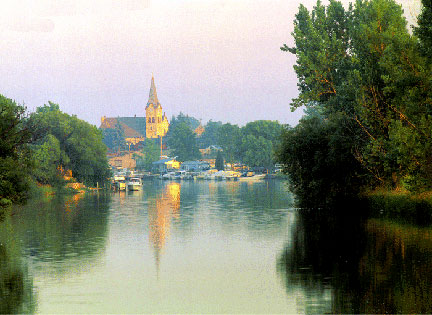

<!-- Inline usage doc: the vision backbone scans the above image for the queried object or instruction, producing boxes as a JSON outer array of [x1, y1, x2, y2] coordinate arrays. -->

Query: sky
[[0, 0, 421, 127]]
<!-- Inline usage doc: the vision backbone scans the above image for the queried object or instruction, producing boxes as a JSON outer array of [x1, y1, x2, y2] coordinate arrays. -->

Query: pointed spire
[[147, 74, 160, 108]]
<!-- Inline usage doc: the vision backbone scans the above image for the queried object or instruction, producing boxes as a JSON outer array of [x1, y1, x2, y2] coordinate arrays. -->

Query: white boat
[[239, 173, 266, 181], [173, 170, 187, 180], [127, 177, 142, 191], [162, 172, 176, 180]]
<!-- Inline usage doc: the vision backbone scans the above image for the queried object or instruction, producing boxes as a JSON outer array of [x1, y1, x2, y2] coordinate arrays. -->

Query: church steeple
[[147, 74, 160, 108], [145, 74, 169, 139]]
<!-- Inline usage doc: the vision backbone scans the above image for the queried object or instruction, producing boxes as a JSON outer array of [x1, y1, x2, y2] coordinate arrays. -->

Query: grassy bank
[[364, 189, 432, 226]]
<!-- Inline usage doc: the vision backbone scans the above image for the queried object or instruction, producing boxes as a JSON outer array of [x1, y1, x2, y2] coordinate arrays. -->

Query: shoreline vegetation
[[277, 0, 432, 214], [0, 97, 111, 214]]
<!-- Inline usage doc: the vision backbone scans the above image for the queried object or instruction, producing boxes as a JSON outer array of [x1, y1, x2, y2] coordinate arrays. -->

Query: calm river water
[[2, 180, 432, 313]]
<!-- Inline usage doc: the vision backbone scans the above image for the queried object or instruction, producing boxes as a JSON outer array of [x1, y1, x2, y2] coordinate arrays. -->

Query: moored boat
[[127, 177, 142, 191]]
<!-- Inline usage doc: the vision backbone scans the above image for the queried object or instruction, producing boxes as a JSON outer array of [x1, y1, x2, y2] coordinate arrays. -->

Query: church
[[100, 75, 170, 149]]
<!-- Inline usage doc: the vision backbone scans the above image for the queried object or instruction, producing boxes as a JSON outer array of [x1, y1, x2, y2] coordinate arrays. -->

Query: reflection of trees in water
[[277, 203, 432, 313], [358, 220, 432, 314], [211, 181, 293, 231], [11, 193, 111, 274], [0, 220, 35, 313]]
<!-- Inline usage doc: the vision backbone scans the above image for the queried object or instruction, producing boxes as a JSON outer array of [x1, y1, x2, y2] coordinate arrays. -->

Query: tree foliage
[[240, 120, 283, 169], [28, 102, 111, 187], [134, 139, 160, 170], [215, 150, 224, 171], [198, 120, 222, 149], [415, 0, 432, 60], [216, 123, 242, 164], [0, 95, 32, 207], [101, 122, 126, 153], [167, 122, 201, 162], [279, 0, 432, 202]]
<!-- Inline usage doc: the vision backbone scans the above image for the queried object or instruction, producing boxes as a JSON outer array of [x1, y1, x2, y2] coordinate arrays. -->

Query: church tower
[[146, 75, 169, 139]]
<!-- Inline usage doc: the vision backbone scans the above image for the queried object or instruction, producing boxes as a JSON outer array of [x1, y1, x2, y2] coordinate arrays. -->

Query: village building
[[108, 153, 138, 170], [152, 157, 181, 173], [100, 75, 169, 149], [180, 161, 211, 172]]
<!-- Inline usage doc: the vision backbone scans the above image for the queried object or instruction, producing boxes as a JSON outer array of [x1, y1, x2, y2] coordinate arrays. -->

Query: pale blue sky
[[0, 0, 420, 127]]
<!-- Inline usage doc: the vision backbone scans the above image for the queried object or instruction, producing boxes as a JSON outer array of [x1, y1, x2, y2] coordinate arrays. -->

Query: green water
[[2, 181, 432, 313]]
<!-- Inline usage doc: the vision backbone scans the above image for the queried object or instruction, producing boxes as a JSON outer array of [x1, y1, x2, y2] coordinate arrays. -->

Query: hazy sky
[[0, 0, 420, 127]]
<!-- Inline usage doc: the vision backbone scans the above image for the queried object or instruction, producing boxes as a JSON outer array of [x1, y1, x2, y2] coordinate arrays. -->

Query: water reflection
[[11, 193, 111, 274], [277, 203, 432, 313], [148, 182, 181, 274], [359, 219, 432, 313], [0, 219, 35, 313]]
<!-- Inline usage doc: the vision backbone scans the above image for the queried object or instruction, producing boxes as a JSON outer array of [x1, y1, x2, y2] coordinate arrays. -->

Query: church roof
[[100, 117, 147, 138], [117, 117, 147, 136], [119, 121, 144, 138], [146, 75, 161, 109]]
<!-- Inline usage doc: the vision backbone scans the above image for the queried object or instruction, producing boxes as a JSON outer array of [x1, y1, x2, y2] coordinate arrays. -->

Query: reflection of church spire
[[146, 74, 160, 108], [148, 183, 181, 279], [154, 246, 161, 280]]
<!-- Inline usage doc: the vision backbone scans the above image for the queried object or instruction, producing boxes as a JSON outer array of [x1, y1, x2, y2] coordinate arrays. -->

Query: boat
[[225, 171, 241, 181], [114, 179, 126, 191], [238, 172, 266, 181], [162, 172, 176, 180], [173, 170, 187, 180], [196, 173, 205, 180], [203, 169, 218, 180], [127, 177, 142, 191], [113, 175, 127, 191]]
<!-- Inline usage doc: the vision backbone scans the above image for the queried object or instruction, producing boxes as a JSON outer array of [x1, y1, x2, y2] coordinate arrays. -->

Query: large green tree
[[134, 139, 160, 170], [28, 102, 111, 187], [239, 120, 283, 170], [101, 122, 126, 153], [0, 95, 32, 207], [217, 123, 242, 164], [280, 0, 432, 195], [198, 120, 222, 149], [167, 122, 201, 162], [215, 150, 224, 171], [415, 0, 432, 60]]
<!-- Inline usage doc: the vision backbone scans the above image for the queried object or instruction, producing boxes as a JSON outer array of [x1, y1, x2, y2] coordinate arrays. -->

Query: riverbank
[[363, 188, 432, 226]]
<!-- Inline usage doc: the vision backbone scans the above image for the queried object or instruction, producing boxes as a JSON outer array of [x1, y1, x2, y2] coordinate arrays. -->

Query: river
[[1, 180, 432, 313]]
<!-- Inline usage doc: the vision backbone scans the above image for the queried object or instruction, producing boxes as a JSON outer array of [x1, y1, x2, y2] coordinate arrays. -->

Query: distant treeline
[[105, 112, 285, 169], [0, 98, 110, 208], [277, 0, 432, 206]]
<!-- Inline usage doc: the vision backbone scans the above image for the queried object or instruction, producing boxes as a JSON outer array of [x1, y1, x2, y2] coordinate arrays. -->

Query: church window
[[152, 117, 155, 123], [148, 117, 151, 123]]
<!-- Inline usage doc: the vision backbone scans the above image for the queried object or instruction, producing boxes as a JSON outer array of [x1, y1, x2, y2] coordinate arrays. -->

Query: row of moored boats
[[112, 170, 266, 191]]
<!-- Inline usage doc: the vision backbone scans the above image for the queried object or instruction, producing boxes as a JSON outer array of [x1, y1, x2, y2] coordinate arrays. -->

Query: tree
[[31, 134, 64, 185], [242, 135, 274, 170], [135, 139, 160, 170], [28, 103, 111, 187], [277, 112, 366, 206], [215, 151, 224, 171], [414, 0, 432, 60], [167, 122, 201, 162], [198, 120, 222, 149], [101, 122, 126, 153], [239, 120, 283, 168], [280, 0, 432, 194], [0, 95, 32, 208], [217, 123, 242, 164], [168, 112, 200, 131]]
